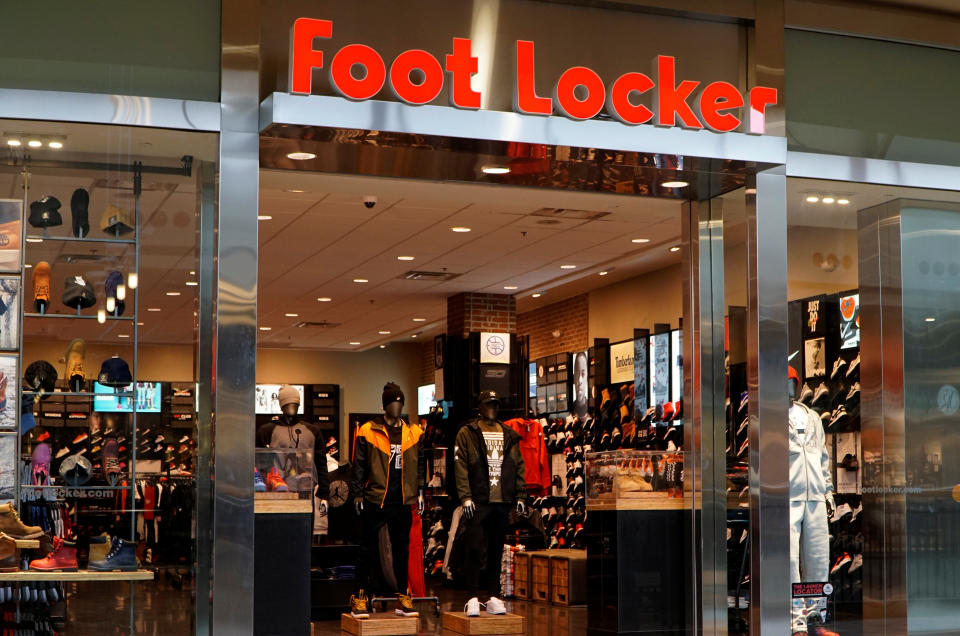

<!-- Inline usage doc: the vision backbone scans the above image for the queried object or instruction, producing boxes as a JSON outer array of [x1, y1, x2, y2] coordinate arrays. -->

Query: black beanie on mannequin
[[382, 382, 404, 408]]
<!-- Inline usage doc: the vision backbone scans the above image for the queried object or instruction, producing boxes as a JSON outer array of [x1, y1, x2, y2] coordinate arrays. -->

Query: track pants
[[358, 503, 412, 595], [790, 500, 829, 631], [463, 503, 511, 599]]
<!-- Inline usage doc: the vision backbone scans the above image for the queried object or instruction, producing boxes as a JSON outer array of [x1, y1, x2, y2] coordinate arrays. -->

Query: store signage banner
[[289, 17, 777, 134], [480, 332, 510, 364], [609, 340, 634, 384]]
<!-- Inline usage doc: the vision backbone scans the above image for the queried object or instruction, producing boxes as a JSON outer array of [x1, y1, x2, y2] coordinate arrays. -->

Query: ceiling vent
[[402, 270, 460, 281], [294, 320, 341, 329], [531, 207, 610, 220]]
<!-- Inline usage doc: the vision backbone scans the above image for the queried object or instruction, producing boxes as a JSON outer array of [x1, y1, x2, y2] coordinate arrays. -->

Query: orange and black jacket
[[351, 415, 425, 507]]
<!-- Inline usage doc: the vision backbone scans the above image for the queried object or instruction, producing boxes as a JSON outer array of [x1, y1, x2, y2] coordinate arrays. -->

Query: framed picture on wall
[[0, 355, 16, 430], [0, 200, 21, 274], [0, 434, 14, 501], [0, 277, 19, 351], [571, 350, 589, 417], [805, 337, 826, 378]]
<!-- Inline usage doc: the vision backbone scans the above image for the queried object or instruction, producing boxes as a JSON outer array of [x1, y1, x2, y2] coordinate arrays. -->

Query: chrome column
[[747, 168, 790, 634], [213, 1, 259, 634]]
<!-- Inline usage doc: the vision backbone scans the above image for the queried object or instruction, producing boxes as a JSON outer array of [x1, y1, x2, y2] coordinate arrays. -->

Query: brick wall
[[517, 294, 589, 359], [447, 292, 517, 336], [419, 341, 435, 386]]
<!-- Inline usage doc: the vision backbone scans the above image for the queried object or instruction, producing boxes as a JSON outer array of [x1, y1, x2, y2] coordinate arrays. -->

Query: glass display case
[[585, 450, 685, 510], [255, 448, 316, 498]]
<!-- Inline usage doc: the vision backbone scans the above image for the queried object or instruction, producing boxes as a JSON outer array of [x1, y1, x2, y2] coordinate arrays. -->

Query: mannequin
[[454, 390, 527, 617], [350, 383, 425, 619], [255, 385, 329, 515], [787, 367, 835, 635]]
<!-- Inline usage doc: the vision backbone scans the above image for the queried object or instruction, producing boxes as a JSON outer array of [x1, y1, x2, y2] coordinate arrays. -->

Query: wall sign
[[609, 340, 634, 384], [289, 17, 777, 134], [480, 332, 510, 364]]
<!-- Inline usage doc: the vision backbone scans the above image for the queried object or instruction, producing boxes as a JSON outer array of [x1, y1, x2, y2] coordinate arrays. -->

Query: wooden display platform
[[340, 613, 418, 635], [14, 540, 39, 549], [254, 498, 313, 514], [0, 569, 154, 581], [442, 612, 523, 634], [255, 491, 300, 500], [586, 495, 687, 511]]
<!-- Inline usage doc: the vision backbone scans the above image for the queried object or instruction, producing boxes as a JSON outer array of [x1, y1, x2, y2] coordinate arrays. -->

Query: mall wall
[[588, 264, 684, 343]]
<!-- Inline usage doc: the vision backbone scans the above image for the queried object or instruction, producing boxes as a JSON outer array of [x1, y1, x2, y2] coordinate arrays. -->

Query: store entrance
[[254, 129, 754, 634]]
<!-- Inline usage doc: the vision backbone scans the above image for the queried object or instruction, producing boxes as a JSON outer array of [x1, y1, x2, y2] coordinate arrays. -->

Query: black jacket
[[453, 419, 526, 504]]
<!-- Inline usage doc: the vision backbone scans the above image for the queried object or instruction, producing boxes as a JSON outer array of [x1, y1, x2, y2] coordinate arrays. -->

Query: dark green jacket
[[454, 419, 526, 504], [350, 416, 425, 507]]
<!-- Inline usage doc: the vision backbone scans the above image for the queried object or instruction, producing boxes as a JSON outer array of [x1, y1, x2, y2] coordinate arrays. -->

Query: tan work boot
[[0, 533, 18, 572], [0, 503, 44, 539]]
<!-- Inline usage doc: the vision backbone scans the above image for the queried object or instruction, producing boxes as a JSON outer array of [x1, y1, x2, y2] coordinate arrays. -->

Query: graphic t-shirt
[[385, 424, 403, 504], [478, 420, 504, 502]]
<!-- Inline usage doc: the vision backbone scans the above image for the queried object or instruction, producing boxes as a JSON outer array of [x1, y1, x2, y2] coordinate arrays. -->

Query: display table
[[341, 613, 418, 635], [254, 496, 312, 636]]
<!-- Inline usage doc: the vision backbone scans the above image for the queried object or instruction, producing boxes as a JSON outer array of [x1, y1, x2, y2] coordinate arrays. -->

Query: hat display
[[277, 385, 300, 409], [27, 196, 62, 229], [382, 382, 404, 408], [65, 339, 86, 383], [71, 188, 90, 238], [478, 390, 500, 405], [100, 204, 135, 235], [63, 274, 96, 310], [24, 360, 57, 393], [98, 357, 132, 388], [59, 454, 93, 486], [32, 261, 50, 307], [104, 271, 125, 316]]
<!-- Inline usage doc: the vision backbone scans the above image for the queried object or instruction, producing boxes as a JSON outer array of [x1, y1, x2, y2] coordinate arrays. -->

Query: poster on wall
[[805, 338, 826, 378], [571, 350, 589, 417], [0, 434, 13, 501], [0, 201, 20, 273], [609, 340, 634, 384], [0, 277, 19, 351], [255, 384, 305, 414], [671, 330, 683, 403], [0, 355, 16, 430], [651, 332, 671, 407], [480, 332, 510, 364], [633, 336, 649, 418], [839, 293, 860, 350]]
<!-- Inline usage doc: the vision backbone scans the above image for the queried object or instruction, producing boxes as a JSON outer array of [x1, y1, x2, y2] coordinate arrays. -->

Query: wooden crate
[[549, 550, 587, 605], [340, 614, 418, 635], [442, 612, 524, 634], [531, 551, 552, 603], [513, 552, 532, 600]]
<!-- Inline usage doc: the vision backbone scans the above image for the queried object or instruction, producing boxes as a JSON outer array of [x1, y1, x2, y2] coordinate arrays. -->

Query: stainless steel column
[[682, 197, 728, 636], [214, 1, 259, 634], [747, 168, 790, 634]]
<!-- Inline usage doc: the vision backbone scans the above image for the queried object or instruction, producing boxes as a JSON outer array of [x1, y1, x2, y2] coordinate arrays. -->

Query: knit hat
[[63, 274, 96, 310], [382, 382, 404, 408], [70, 188, 90, 238], [277, 385, 300, 409], [24, 360, 57, 393], [28, 196, 62, 229]]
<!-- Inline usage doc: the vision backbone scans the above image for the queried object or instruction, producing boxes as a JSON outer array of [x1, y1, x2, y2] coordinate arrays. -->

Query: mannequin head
[[478, 391, 500, 421], [281, 402, 299, 417], [277, 385, 301, 419], [382, 382, 405, 421], [385, 401, 402, 419], [788, 365, 800, 400]]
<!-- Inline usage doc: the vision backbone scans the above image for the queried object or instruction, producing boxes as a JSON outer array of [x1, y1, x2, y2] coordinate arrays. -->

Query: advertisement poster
[[840, 293, 860, 350], [633, 336, 648, 418], [571, 350, 589, 417], [480, 332, 510, 364], [0, 277, 19, 351], [609, 340, 634, 384], [651, 332, 671, 407], [0, 201, 20, 273], [805, 338, 826, 378], [0, 355, 16, 430]]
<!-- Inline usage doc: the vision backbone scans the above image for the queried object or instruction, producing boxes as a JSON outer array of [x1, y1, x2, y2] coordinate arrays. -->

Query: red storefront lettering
[[514, 41, 552, 115], [445, 38, 481, 109], [554, 66, 605, 120], [329, 44, 385, 100], [607, 72, 655, 125]]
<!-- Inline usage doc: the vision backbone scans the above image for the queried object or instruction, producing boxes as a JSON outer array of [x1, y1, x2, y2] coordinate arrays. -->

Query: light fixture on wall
[[4, 133, 66, 149], [286, 151, 316, 160]]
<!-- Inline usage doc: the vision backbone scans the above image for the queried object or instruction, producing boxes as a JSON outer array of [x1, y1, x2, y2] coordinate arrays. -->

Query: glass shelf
[[24, 391, 134, 397], [25, 235, 136, 245], [23, 313, 134, 321]]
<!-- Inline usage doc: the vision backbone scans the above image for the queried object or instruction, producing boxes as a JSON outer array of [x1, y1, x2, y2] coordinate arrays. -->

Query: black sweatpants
[[358, 503, 412, 595], [463, 502, 512, 599]]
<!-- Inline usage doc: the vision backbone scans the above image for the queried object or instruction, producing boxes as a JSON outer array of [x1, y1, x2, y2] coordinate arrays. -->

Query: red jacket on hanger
[[504, 418, 551, 496]]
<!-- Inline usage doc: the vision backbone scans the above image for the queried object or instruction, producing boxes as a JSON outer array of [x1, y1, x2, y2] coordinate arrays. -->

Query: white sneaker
[[465, 597, 481, 617], [486, 597, 507, 615]]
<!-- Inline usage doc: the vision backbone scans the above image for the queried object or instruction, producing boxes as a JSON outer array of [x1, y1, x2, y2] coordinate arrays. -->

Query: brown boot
[[0, 503, 43, 539], [0, 533, 18, 572]]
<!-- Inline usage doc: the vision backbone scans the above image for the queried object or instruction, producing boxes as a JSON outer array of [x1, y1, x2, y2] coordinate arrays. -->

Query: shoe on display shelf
[[254, 467, 266, 493], [830, 552, 852, 576], [830, 358, 847, 380], [103, 439, 121, 487], [465, 597, 481, 617], [849, 553, 863, 573], [350, 590, 371, 619], [486, 597, 507, 615], [811, 383, 831, 407], [395, 592, 419, 617], [0, 504, 44, 540], [846, 354, 860, 379], [830, 502, 853, 524], [266, 467, 289, 492], [29, 537, 77, 572], [0, 534, 18, 573], [846, 382, 860, 402], [31, 444, 50, 486], [88, 537, 137, 572], [799, 384, 814, 405], [850, 502, 863, 522]]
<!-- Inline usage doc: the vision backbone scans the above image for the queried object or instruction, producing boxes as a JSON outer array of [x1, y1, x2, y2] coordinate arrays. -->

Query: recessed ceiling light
[[6, 139, 19, 147], [349, 341, 361, 346], [451, 226, 471, 233], [599, 271, 609, 276], [257, 215, 273, 221], [822, 197, 835, 204], [284, 189, 305, 193], [503, 285, 518, 290], [27, 140, 42, 148], [25, 238, 42, 243], [48, 141, 63, 149], [379, 344, 387, 349], [286, 151, 316, 160], [378, 330, 391, 335], [560, 264, 576, 270], [166, 291, 181, 296], [745, 187, 757, 195], [189, 270, 196, 276], [482, 165, 511, 175], [285, 313, 299, 317], [837, 198, 850, 205], [661, 180, 689, 188], [631, 238, 650, 244], [532, 293, 542, 298], [259, 326, 272, 331], [317, 297, 332, 302], [669, 245, 681, 252], [23, 264, 31, 268], [118, 334, 130, 338], [353, 278, 368, 283], [147, 308, 162, 312], [926, 317, 936, 322], [412, 318, 426, 322], [805, 195, 820, 203], [397, 256, 415, 261], [411, 334, 418, 338], [185, 281, 198, 286], [137, 322, 144, 326]]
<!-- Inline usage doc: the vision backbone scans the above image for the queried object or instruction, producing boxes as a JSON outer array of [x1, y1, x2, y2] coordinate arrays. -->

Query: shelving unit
[[0, 570, 154, 582]]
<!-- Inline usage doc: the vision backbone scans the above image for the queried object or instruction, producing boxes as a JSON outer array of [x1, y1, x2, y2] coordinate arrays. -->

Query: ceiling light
[[47, 141, 63, 149], [378, 330, 391, 335], [599, 271, 609, 276], [397, 256, 415, 261], [317, 297, 332, 302], [631, 238, 650, 244], [926, 317, 936, 322], [661, 180, 689, 188], [805, 195, 819, 203], [118, 334, 131, 338], [504, 285, 518, 290], [285, 313, 299, 317], [482, 165, 511, 175], [353, 278, 368, 283], [259, 326, 272, 331], [745, 187, 757, 195], [189, 271, 196, 275], [349, 341, 361, 346], [27, 140, 42, 148], [23, 264, 31, 268], [560, 264, 576, 270], [532, 293, 542, 298], [286, 151, 316, 160], [411, 334, 418, 338], [451, 226, 471, 233], [837, 198, 850, 205], [106, 297, 116, 313], [412, 318, 426, 322], [166, 291, 181, 296], [185, 281, 198, 286], [284, 189, 305, 193], [127, 273, 138, 289], [379, 344, 387, 349], [822, 197, 836, 204], [137, 322, 144, 326], [97, 309, 106, 324], [6, 139, 19, 147], [25, 238, 42, 243], [116, 284, 126, 301], [147, 308, 162, 312], [257, 215, 273, 221], [669, 245, 681, 252]]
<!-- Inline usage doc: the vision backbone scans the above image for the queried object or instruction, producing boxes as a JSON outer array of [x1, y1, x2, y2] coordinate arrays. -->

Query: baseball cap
[[28, 196, 62, 229], [98, 357, 132, 387], [63, 274, 96, 309], [478, 390, 500, 405], [100, 204, 135, 235], [278, 385, 300, 408]]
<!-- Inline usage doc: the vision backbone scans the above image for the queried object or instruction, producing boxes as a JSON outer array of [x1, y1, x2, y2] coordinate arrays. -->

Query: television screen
[[840, 293, 860, 350], [418, 384, 437, 415], [255, 384, 305, 414], [528, 362, 537, 399], [94, 382, 162, 413]]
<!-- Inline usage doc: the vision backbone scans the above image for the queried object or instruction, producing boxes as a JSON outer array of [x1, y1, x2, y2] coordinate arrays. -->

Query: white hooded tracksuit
[[789, 401, 833, 632]]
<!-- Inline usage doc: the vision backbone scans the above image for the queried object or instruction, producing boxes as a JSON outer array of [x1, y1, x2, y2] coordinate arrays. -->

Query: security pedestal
[[254, 499, 312, 636], [442, 612, 524, 634], [586, 507, 688, 635]]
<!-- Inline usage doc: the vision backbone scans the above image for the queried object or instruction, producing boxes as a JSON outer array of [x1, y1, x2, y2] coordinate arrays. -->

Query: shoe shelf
[[0, 569, 154, 582], [23, 313, 134, 321], [25, 235, 136, 245]]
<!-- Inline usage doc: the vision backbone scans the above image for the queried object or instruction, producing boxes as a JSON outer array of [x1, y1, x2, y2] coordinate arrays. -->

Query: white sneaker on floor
[[465, 597, 481, 617], [486, 597, 507, 615]]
